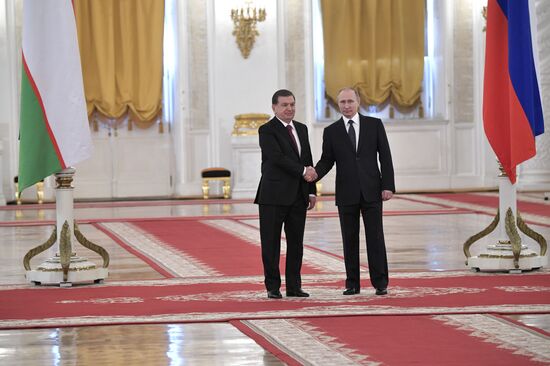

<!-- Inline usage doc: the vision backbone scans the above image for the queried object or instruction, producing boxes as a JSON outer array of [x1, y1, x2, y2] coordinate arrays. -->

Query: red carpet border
[[426, 193, 550, 218], [1, 271, 549, 329], [402, 193, 550, 227]]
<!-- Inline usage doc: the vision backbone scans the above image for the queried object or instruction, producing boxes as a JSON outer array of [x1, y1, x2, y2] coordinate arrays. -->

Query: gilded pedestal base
[[26, 255, 109, 286], [467, 242, 547, 273]]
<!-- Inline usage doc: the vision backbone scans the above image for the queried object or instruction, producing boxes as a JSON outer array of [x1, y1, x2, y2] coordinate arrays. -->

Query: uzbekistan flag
[[18, 0, 92, 193], [483, 0, 544, 184]]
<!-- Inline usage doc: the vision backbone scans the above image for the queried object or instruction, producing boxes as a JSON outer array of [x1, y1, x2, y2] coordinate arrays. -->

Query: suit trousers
[[337, 197, 389, 290], [258, 191, 307, 292]]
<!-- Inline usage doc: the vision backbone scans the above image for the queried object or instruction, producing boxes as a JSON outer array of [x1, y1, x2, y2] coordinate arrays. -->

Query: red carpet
[[131, 220, 324, 276], [1, 271, 549, 329], [423, 193, 550, 217], [234, 314, 550, 365], [96, 219, 344, 278]]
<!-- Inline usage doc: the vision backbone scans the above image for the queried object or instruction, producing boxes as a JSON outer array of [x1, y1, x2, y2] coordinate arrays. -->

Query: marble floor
[[0, 192, 548, 365]]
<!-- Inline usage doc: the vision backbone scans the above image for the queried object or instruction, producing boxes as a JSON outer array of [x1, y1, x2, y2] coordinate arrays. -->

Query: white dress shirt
[[276, 118, 314, 192], [343, 113, 359, 151], [277, 118, 302, 155]]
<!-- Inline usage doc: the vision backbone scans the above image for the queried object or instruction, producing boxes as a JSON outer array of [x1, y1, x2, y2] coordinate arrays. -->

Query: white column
[[497, 175, 517, 239], [55, 168, 76, 241], [0, 141, 5, 205]]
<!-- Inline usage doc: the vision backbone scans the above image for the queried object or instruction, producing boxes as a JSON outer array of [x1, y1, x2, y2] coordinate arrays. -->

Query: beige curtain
[[321, 0, 424, 110], [74, 0, 164, 127]]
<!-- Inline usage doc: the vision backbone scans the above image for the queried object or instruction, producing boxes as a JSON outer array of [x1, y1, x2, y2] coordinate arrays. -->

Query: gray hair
[[337, 87, 360, 101]]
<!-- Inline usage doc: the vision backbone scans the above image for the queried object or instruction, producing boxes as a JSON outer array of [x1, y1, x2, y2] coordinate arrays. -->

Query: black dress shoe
[[267, 290, 282, 299], [375, 288, 388, 296], [286, 289, 310, 297], [343, 288, 360, 295]]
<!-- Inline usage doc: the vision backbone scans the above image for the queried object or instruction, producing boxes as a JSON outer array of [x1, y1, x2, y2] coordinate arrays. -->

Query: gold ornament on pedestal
[[232, 113, 270, 136]]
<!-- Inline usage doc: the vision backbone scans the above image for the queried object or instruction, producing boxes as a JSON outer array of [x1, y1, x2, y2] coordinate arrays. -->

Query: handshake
[[303, 166, 318, 182]]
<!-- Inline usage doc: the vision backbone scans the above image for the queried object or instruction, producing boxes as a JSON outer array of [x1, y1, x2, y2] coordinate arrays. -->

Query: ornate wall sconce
[[482, 6, 487, 32], [230, 4, 266, 59]]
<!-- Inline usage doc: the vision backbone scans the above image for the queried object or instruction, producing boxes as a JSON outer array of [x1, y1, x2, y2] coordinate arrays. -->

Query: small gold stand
[[36, 180, 44, 204], [14, 176, 21, 205], [14, 176, 44, 204], [201, 168, 232, 199]]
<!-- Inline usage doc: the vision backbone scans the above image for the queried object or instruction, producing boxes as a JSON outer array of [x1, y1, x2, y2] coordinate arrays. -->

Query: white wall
[[0, 0, 548, 202], [0, 0, 19, 203]]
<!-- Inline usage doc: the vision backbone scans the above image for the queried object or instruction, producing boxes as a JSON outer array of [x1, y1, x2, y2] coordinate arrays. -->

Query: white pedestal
[[24, 168, 109, 286], [26, 255, 109, 286], [231, 135, 261, 199], [467, 243, 547, 272], [466, 174, 547, 272]]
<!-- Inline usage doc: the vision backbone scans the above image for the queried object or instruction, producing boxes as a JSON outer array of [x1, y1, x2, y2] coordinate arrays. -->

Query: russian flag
[[483, 0, 544, 184]]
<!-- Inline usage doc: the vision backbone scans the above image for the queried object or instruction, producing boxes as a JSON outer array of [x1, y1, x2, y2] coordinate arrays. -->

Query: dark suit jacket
[[255, 118, 316, 206], [315, 114, 395, 205]]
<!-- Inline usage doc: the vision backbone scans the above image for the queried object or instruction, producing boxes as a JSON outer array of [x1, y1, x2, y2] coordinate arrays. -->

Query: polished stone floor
[[0, 192, 548, 365]]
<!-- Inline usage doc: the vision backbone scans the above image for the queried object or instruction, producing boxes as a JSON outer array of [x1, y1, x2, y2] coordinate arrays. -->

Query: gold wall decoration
[[232, 113, 270, 136], [230, 4, 266, 59], [482, 6, 487, 32]]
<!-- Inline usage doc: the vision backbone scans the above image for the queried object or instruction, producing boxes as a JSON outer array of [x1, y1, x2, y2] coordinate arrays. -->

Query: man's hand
[[381, 190, 393, 201], [308, 195, 317, 210], [303, 166, 318, 182]]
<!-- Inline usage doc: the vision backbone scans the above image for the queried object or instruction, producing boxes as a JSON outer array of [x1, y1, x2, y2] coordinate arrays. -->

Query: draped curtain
[[73, 0, 164, 129], [321, 0, 424, 113]]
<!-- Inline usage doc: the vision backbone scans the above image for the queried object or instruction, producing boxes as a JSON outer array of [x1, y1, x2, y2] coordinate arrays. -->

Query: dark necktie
[[348, 120, 356, 151], [286, 124, 299, 153]]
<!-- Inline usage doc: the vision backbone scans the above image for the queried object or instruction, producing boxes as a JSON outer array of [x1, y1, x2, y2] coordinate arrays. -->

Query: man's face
[[272, 95, 296, 123], [337, 89, 360, 119]]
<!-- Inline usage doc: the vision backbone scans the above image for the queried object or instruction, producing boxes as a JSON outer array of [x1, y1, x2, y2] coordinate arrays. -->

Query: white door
[[73, 124, 172, 199]]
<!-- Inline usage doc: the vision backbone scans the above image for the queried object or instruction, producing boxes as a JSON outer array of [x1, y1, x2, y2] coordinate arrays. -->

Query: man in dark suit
[[255, 89, 317, 299], [314, 87, 395, 296]]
